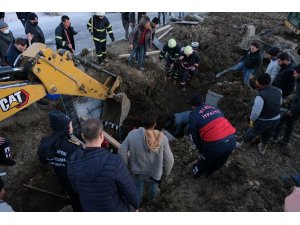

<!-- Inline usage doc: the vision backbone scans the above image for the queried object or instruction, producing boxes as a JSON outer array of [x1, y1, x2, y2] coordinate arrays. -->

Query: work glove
[[89, 31, 94, 36], [249, 120, 254, 128]]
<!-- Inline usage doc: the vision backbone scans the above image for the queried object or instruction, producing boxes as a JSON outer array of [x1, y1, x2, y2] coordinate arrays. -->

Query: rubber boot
[[258, 143, 268, 155]]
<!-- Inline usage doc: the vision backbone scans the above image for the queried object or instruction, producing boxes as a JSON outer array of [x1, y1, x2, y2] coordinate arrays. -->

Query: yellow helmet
[[168, 38, 177, 48], [184, 45, 193, 56]]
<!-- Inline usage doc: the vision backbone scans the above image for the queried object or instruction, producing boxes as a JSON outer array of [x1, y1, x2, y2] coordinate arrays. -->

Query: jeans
[[128, 44, 146, 68], [221, 61, 254, 87], [133, 174, 159, 203], [244, 119, 280, 144], [192, 134, 236, 177], [273, 113, 300, 142]]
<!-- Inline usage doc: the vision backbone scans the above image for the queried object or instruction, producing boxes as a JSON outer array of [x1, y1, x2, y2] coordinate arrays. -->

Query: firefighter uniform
[[87, 15, 115, 64]]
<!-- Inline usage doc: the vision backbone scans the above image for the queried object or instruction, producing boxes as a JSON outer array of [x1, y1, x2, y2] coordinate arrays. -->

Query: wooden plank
[[153, 38, 164, 50], [174, 21, 199, 25], [157, 27, 174, 40], [118, 50, 160, 58], [155, 25, 171, 34], [103, 131, 121, 149]]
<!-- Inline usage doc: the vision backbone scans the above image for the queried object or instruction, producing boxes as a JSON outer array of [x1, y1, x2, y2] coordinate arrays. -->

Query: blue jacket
[[67, 147, 140, 212]]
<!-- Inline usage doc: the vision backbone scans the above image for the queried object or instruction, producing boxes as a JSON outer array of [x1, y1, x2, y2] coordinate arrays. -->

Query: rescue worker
[[0, 21, 14, 66], [25, 13, 45, 44], [159, 38, 180, 80], [87, 12, 115, 64], [178, 45, 200, 90], [272, 52, 295, 98], [0, 136, 16, 166], [216, 42, 263, 87], [119, 110, 174, 204], [68, 119, 140, 212], [236, 73, 282, 155], [5, 38, 27, 67], [0, 178, 14, 212], [272, 66, 300, 145], [189, 95, 236, 177], [128, 16, 152, 71], [37, 110, 82, 211], [55, 15, 77, 52], [16, 12, 31, 28]]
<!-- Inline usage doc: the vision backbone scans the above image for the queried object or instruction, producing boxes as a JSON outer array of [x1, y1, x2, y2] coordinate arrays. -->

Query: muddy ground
[[1, 12, 300, 212]]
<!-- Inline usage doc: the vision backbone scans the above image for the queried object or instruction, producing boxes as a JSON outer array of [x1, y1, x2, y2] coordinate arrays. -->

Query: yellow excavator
[[0, 43, 130, 137], [285, 12, 300, 35]]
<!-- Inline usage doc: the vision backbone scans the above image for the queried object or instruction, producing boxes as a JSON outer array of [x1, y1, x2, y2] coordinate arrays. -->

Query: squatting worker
[[188, 95, 236, 177]]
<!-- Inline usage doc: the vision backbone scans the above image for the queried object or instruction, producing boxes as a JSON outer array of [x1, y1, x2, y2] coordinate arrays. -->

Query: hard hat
[[184, 45, 193, 56], [191, 42, 199, 49], [95, 12, 105, 16], [168, 39, 177, 48]]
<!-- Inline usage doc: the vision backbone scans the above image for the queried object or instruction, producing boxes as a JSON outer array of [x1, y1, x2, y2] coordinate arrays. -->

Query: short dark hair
[[257, 73, 271, 86], [81, 118, 103, 141], [278, 52, 290, 61], [152, 17, 159, 25], [142, 110, 158, 129], [61, 15, 70, 22], [266, 47, 280, 57], [15, 38, 27, 46], [251, 42, 260, 49]]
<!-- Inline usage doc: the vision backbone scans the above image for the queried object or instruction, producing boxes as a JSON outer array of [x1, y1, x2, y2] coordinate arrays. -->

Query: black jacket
[[272, 63, 295, 98], [241, 49, 263, 75], [5, 44, 21, 67], [87, 15, 114, 41], [129, 23, 152, 49], [25, 20, 45, 44], [55, 23, 76, 51], [16, 12, 30, 21], [0, 31, 14, 66], [159, 44, 180, 61], [179, 50, 200, 69], [68, 147, 140, 212], [290, 79, 300, 115]]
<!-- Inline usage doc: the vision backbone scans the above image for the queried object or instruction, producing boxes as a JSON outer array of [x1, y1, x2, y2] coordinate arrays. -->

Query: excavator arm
[[0, 43, 130, 128]]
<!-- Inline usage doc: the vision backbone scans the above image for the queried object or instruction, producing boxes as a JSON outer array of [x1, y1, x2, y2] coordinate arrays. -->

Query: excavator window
[[288, 12, 300, 29]]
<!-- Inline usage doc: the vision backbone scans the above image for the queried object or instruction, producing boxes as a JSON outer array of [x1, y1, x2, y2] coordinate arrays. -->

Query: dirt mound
[[1, 12, 299, 212]]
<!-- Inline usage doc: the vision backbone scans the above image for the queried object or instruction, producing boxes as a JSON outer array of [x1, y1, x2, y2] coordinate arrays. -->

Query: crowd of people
[[1, 12, 300, 212]]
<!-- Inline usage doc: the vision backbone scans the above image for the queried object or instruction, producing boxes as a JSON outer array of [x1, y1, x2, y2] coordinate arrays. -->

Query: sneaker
[[139, 67, 145, 71], [215, 73, 223, 78], [236, 141, 244, 150], [258, 143, 268, 155], [103, 58, 109, 63], [0, 171, 6, 176], [37, 99, 49, 106], [0, 158, 16, 166]]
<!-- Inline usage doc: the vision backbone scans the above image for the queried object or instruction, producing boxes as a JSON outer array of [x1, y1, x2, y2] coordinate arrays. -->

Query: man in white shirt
[[265, 47, 280, 84]]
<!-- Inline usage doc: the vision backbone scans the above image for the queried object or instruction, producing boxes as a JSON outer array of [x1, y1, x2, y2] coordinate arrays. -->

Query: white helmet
[[95, 12, 105, 16]]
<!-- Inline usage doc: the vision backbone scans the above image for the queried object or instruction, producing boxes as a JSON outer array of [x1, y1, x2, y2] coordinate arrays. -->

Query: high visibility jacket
[[87, 15, 114, 42], [55, 23, 76, 51], [159, 44, 180, 61]]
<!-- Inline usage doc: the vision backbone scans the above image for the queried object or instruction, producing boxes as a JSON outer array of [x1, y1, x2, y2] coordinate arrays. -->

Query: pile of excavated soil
[[1, 12, 299, 212]]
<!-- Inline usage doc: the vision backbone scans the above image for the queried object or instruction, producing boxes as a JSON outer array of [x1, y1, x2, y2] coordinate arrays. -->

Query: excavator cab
[[0, 43, 130, 139], [285, 12, 300, 35]]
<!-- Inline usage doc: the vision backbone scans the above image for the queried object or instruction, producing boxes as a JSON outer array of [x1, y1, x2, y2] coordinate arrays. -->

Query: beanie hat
[[184, 45, 193, 56], [94, 12, 105, 16], [168, 38, 177, 48], [152, 17, 159, 25], [28, 13, 38, 21], [266, 47, 280, 57], [190, 95, 203, 107], [257, 73, 271, 86], [294, 65, 300, 73], [0, 21, 8, 29], [48, 110, 71, 132], [0, 178, 4, 191]]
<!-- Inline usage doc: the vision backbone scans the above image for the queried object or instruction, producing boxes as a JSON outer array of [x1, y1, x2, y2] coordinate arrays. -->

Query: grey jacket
[[118, 127, 174, 181]]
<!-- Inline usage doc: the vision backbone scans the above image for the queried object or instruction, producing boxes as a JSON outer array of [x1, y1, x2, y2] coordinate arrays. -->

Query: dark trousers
[[94, 40, 107, 63], [273, 113, 300, 142], [166, 57, 179, 79], [158, 12, 166, 25], [179, 66, 198, 85], [192, 135, 236, 177], [244, 119, 280, 144], [122, 19, 129, 39]]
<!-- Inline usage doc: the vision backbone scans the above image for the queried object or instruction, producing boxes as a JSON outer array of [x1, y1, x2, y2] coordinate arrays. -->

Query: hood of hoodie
[[68, 147, 109, 181], [144, 129, 163, 153]]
